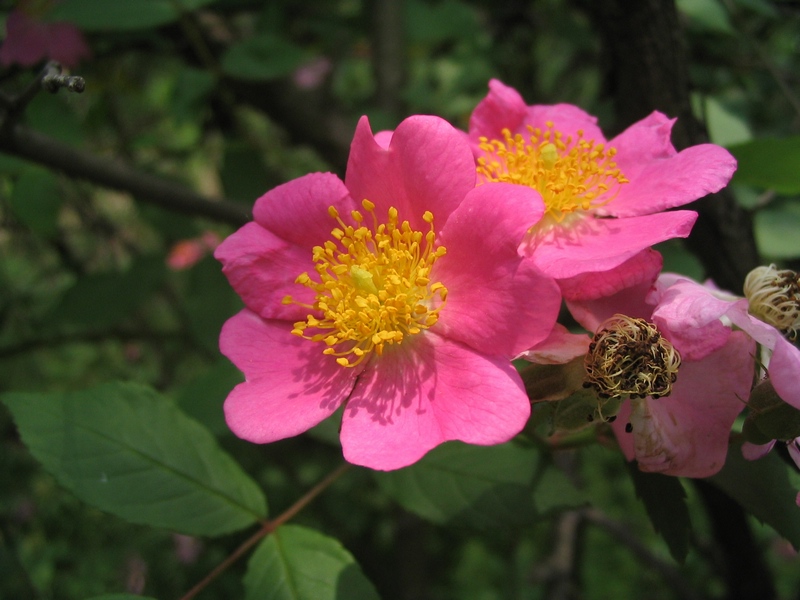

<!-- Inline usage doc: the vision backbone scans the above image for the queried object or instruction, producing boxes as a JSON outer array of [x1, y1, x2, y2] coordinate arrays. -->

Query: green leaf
[[374, 441, 539, 529], [742, 379, 800, 444], [704, 96, 752, 147], [627, 465, 691, 563], [9, 167, 62, 238], [47, 256, 167, 329], [710, 439, 800, 550], [2, 382, 266, 536], [184, 255, 242, 353], [754, 200, 800, 259], [676, 0, 735, 34], [552, 389, 621, 433], [532, 465, 588, 514], [729, 137, 800, 194], [221, 34, 308, 81], [175, 359, 243, 436], [86, 595, 159, 600], [48, 0, 217, 31], [243, 525, 380, 600]]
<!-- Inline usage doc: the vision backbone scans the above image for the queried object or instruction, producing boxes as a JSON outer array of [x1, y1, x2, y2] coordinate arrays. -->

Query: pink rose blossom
[[215, 115, 562, 470], [1, 2, 90, 69], [166, 231, 221, 271], [468, 79, 736, 298], [571, 264, 755, 477]]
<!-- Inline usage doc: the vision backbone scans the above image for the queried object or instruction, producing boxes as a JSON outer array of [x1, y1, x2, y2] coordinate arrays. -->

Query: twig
[[177, 462, 352, 600], [0, 123, 250, 226], [581, 507, 704, 600]]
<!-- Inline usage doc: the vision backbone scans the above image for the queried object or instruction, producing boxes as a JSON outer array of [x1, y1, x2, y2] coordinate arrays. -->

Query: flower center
[[284, 200, 448, 368], [476, 122, 629, 224], [744, 264, 800, 339], [584, 315, 681, 400]]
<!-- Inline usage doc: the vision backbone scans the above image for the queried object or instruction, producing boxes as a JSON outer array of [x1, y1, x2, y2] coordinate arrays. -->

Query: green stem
[[177, 462, 352, 600]]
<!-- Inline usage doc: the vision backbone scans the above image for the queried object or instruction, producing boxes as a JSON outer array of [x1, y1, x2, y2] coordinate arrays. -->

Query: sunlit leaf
[[676, 0, 735, 34], [374, 441, 539, 529], [754, 200, 800, 259], [2, 382, 267, 536], [243, 525, 379, 600], [729, 137, 800, 194]]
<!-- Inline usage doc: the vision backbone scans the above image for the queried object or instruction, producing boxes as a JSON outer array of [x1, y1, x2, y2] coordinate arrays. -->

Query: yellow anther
[[477, 123, 629, 225], [286, 201, 448, 368]]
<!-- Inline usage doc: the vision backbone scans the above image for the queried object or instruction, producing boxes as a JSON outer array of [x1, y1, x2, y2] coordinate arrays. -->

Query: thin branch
[[581, 507, 704, 600], [0, 124, 250, 226], [177, 462, 352, 600]]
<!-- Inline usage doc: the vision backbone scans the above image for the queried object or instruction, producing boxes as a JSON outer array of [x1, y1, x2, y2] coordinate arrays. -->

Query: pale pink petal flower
[[1, 5, 90, 68], [216, 115, 562, 470], [517, 324, 591, 365], [468, 79, 736, 293]]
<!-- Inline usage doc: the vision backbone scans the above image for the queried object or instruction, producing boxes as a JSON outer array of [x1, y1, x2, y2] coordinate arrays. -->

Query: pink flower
[[651, 274, 800, 411], [0, 1, 90, 69], [215, 115, 562, 470], [468, 79, 736, 298], [571, 265, 755, 477], [166, 231, 221, 271]]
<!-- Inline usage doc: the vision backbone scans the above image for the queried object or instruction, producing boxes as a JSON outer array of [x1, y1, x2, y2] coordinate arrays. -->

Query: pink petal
[[339, 333, 530, 470], [566, 278, 656, 333], [741, 440, 776, 461], [252, 172, 356, 250], [611, 331, 754, 478], [220, 310, 359, 443], [468, 79, 528, 152], [768, 336, 800, 411], [524, 104, 606, 145], [345, 115, 476, 234], [517, 323, 591, 364], [788, 439, 800, 470], [1, 11, 49, 67], [604, 144, 737, 217], [651, 278, 738, 360], [530, 211, 697, 279], [608, 112, 677, 181], [47, 22, 91, 68], [558, 248, 663, 302], [433, 182, 560, 357], [214, 222, 315, 321]]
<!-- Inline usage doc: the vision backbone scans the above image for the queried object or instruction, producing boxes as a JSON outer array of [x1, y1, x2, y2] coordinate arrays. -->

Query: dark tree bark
[[583, 0, 760, 293]]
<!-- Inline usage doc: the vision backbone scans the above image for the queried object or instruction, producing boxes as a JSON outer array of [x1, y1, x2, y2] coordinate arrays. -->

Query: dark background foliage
[[1, 1, 800, 598]]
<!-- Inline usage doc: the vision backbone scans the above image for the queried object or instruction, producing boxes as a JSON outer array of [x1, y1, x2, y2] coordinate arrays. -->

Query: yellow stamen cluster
[[477, 122, 629, 224], [744, 264, 800, 339], [584, 315, 681, 400], [284, 200, 447, 368]]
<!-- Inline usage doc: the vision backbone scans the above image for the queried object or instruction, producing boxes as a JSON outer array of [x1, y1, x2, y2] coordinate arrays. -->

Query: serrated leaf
[[374, 441, 539, 529], [710, 439, 800, 549], [729, 137, 800, 194], [243, 525, 379, 600], [627, 465, 691, 563], [48, 0, 217, 31], [2, 382, 266, 536], [221, 34, 308, 81]]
